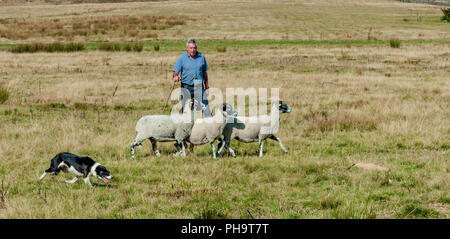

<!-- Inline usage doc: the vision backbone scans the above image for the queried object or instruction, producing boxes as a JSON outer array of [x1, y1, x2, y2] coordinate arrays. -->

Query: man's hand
[[205, 88, 209, 96], [173, 72, 180, 82]]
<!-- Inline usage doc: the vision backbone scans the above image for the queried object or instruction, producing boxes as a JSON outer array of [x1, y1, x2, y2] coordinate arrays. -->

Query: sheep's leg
[[269, 135, 288, 153], [173, 141, 186, 157], [226, 143, 236, 157], [189, 142, 194, 153], [210, 142, 216, 159], [150, 139, 160, 157], [181, 141, 186, 157], [222, 137, 236, 157], [173, 142, 181, 157], [259, 138, 265, 157], [218, 136, 235, 157], [174, 142, 190, 157], [130, 140, 143, 159], [174, 142, 181, 152], [217, 137, 225, 155], [217, 138, 235, 157]]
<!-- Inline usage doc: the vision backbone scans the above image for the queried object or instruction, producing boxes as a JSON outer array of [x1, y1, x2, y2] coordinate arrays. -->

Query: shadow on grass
[[92, 183, 118, 189]]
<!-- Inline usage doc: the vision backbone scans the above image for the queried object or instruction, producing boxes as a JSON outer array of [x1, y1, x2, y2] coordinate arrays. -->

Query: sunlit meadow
[[0, 0, 448, 218]]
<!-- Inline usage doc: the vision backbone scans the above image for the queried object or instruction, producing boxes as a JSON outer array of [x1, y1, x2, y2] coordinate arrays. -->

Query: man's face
[[186, 43, 197, 57]]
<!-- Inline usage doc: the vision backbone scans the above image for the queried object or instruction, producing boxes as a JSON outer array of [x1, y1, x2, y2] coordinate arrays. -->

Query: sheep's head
[[222, 103, 238, 117], [278, 101, 291, 113], [193, 99, 207, 112], [184, 98, 200, 112]]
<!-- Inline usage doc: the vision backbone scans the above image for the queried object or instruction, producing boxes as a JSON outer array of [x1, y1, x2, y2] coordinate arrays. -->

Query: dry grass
[[0, 0, 449, 43], [0, 15, 188, 42], [0, 0, 448, 219], [0, 41, 448, 218]]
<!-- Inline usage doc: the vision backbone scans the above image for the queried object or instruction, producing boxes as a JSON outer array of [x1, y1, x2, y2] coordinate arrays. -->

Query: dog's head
[[94, 165, 112, 185]]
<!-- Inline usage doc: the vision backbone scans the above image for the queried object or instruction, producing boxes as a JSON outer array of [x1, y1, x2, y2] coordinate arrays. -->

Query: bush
[[34, 102, 67, 111], [441, 8, 450, 22], [132, 43, 144, 52], [9, 42, 85, 53], [98, 42, 122, 51], [390, 39, 401, 48], [216, 46, 227, 53], [153, 44, 160, 52], [124, 44, 133, 52], [98, 42, 143, 52], [0, 85, 9, 104]]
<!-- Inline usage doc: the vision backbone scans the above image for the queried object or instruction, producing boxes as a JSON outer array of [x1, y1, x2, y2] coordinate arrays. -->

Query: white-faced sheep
[[130, 99, 197, 158], [218, 101, 291, 157], [175, 103, 237, 158]]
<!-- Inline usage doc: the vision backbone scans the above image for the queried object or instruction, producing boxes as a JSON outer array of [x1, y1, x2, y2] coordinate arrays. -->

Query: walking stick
[[162, 80, 176, 112]]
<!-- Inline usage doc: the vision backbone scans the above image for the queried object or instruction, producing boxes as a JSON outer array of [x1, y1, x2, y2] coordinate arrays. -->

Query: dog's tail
[[39, 168, 54, 181], [40, 154, 60, 181], [39, 172, 47, 181]]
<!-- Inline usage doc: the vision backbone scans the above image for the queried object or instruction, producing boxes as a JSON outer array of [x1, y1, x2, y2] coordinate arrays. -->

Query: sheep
[[176, 103, 237, 158], [218, 101, 291, 157], [130, 99, 197, 158]]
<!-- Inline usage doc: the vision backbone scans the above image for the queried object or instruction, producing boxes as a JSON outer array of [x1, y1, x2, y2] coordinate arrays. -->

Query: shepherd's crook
[[162, 81, 176, 112]]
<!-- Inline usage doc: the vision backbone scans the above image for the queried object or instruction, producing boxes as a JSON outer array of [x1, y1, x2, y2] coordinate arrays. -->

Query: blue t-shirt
[[173, 52, 209, 85]]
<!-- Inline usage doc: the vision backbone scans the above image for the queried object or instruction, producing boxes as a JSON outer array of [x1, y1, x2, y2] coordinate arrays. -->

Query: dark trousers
[[181, 83, 212, 117]]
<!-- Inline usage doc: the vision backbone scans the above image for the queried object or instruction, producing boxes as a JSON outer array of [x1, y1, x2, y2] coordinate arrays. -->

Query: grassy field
[[0, 0, 448, 218]]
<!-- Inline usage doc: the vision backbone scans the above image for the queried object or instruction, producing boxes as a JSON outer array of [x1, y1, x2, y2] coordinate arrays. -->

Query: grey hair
[[186, 38, 197, 47]]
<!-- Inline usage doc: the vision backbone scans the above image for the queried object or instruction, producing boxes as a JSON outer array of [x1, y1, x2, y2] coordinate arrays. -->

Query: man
[[173, 38, 212, 117]]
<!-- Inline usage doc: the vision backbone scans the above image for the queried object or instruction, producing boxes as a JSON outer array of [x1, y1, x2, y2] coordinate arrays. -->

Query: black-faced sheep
[[176, 103, 237, 158], [218, 101, 291, 157]]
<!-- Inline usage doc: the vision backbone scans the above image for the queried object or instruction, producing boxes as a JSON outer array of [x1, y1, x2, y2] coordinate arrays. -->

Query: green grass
[[1, 39, 449, 53], [390, 39, 401, 48], [0, 86, 9, 104]]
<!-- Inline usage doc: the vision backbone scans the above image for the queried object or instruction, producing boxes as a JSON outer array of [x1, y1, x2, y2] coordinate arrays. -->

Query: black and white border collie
[[39, 152, 112, 187]]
